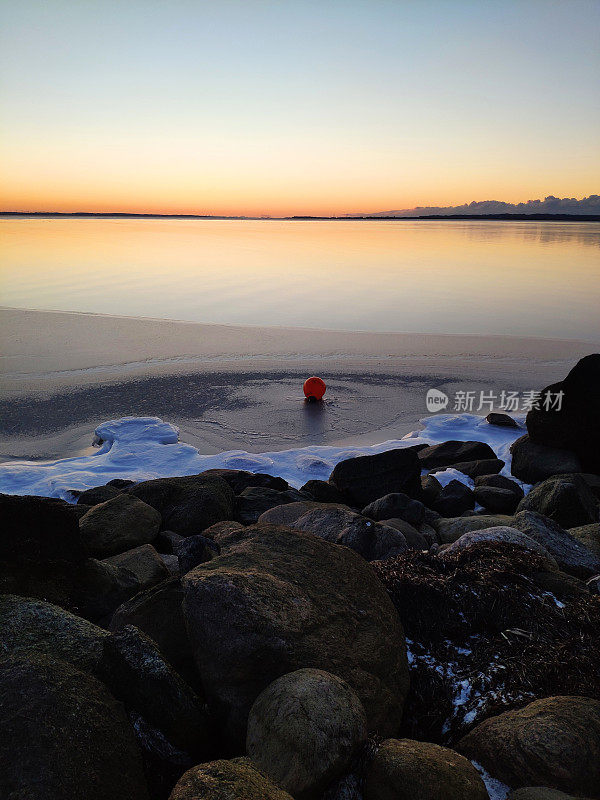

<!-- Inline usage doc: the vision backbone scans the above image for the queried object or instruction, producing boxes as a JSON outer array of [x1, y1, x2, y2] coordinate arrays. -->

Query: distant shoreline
[[1, 211, 599, 222]]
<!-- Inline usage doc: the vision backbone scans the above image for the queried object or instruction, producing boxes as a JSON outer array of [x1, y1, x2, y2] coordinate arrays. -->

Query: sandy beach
[[0, 306, 596, 461]]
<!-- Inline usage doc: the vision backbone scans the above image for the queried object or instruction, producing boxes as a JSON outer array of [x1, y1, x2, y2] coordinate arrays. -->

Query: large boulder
[[439, 458, 505, 478], [109, 578, 194, 685], [300, 479, 346, 503], [182, 524, 409, 749], [431, 480, 475, 517], [435, 514, 514, 543], [169, 758, 293, 800], [103, 544, 170, 588], [76, 484, 121, 505], [99, 625, 211, 759], [526, 354, 600, 474], [329, 447, 422, 506], [510, 435, 583, 484], [258, 500, 340, 526], [457, 696, 600, 797], [568, 523, 600, 559], [0, 594, 107, 673], [474, 473, 524, 498], [473, 486, 522, 514], [292, 505, 409, 561], [176, 533, 220, 574], [79, 494, 161, 557], [417, 440, 497, 470], [0, 493, 85, 562], [487, 412, 519, 428], [202, 468, 289, 493], [246, 668, 366, 799], [516, 474, 597, 529], [512, 510, 600, 578], [362, 493, 426, 526], [128, 474, 235, 536], [440, 526, 556, 565], [75, 557, 147, 623], [235, 487, 303, 525], [0, 654, 149, 800], [364, 738, 488, 800]]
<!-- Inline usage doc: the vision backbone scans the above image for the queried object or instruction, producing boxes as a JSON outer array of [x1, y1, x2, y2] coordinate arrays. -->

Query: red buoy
[[303, 376, 326, 400]]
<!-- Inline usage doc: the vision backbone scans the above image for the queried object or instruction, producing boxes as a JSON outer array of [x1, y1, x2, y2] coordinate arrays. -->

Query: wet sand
[[1, 307, 596, 460]]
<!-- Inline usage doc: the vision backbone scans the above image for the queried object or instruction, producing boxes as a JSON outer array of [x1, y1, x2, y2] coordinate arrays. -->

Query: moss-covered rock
[[0, 653, 149, 800], [364, 738, 488, 800], [168, 758, 293, 800], [246, 668, 366, 799]]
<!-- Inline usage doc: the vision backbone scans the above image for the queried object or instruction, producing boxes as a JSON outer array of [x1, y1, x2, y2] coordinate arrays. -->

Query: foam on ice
[[0, 412, 526, 501]]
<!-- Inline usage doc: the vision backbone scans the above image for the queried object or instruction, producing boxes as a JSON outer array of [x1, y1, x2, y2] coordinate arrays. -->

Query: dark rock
[[292, 505, 409, 561], [417, 440, 497, 470], [176, 534, 220, 574], [128, 475, 235, 536], [432, 480, 475, 517], [362, 493, 426, 526], [246, 668, 366, 798], [203, 520, 245, 550], [473, 486, 521, 514], [486, 412, 520, 428], [380, 518, 429, 550], [75, 558, 145, 623], [526, 354, 600, 474], [435, 514, 514, 543], [103, 544, 170, 589], [107, 478, 136, 489], [99, 625, 211, 759], [568, 523, 600, 559], [258, 500, 338, 526], [76, 484, 121, 505], [80, 494, 161, 557], [169, 758, 293, 800], [329, 447, 422, 507], [235, 486, 303, 526], [516, 474, 598, 528], [507, 789, 586, 800], [364, 738, 488, 800], [300, 479, 346, 503], [182, 524, 409, 749], [0, 492, 85, 563], [202, 468, 289, 493], [437, 458, 505, 478], [155, 530, 186, 554], [474, 473, 524, 499], [0, 653, 149, 800], [0, 594, 108, 673], [110, 578, 194, 686], [457, 696, 600, 797], [440, 526, 555, 565], [512, 510, 600, 578], [510, 435, 583, 484], [421, 474, 443, 506]]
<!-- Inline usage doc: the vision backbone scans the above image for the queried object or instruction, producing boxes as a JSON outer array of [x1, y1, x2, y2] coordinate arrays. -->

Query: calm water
[[1, 218, 599, 340]]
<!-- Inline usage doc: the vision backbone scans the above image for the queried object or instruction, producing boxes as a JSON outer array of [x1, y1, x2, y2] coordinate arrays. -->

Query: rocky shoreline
[[1, 355, 599, 800]]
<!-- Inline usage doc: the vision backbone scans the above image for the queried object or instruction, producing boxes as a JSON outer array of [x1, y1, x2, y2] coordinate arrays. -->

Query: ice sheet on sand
[[0, 412, 526, 501]]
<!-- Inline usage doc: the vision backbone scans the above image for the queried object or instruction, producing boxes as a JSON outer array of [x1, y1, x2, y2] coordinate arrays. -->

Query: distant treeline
[[1, 211, 599, 222]]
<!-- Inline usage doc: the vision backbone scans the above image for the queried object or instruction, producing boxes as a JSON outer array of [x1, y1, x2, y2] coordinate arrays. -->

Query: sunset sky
[[1, 0, 599, 217]]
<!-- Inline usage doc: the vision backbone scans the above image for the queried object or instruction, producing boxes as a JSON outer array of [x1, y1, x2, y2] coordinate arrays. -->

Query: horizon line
[[1, 210, 599, 222]]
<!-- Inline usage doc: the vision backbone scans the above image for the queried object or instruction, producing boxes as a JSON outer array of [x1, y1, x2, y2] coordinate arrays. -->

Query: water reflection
[[1, 218, 598, 341]]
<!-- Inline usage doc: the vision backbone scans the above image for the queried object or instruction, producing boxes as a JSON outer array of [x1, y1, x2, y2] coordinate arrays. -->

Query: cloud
[[358, 195, 600, 217]]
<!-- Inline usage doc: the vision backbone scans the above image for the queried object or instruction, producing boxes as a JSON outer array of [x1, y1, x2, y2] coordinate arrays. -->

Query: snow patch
[[0, 412, 525, 501]]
